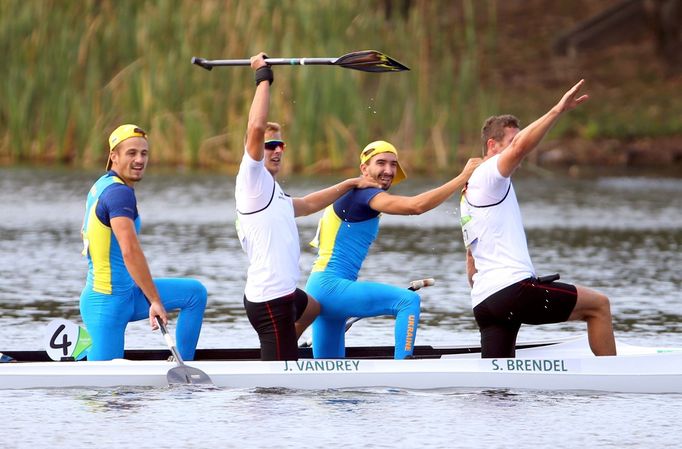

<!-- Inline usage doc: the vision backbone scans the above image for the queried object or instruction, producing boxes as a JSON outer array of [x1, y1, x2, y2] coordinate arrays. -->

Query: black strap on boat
[[464, 181, 511, 208], [237, 180, 276, 215]]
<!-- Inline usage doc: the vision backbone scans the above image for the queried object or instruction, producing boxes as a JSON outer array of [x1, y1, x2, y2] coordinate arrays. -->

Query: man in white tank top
[[236, 52, 379, 360], [460, 80, 616, 358]]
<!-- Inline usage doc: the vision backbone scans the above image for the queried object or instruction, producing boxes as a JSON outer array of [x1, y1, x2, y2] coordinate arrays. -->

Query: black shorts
[[473, 277, 577, 358], [244, 288, 309, 361]]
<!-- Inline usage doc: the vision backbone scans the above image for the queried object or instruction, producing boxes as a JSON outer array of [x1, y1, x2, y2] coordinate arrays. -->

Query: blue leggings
[[305, 271, 420, 359], [80, 278, 207, 361]]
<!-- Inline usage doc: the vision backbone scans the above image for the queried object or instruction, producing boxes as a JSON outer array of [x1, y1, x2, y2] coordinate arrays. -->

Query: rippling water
[[1, 167, 681, 448]]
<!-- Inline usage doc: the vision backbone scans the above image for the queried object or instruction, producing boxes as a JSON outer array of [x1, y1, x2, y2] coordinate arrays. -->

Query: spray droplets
[[367, 97, 377, 115]]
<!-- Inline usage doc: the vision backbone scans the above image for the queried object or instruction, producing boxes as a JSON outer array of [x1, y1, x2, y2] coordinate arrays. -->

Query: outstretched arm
[[497, 79, 589, 178], [369, 158, 481, 215], [292, 176, 381, 217], [244, 53, 270, 162]]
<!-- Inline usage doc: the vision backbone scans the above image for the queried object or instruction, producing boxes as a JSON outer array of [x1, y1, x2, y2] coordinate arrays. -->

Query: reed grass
[[1, 0, 680, 172]]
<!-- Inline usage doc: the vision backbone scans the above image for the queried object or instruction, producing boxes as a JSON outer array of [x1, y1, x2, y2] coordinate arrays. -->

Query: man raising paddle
[[80, 124, 208, 361], [306, 142, 481, 359], [460, 80, 617, 358], [236, 52, 380, 361]]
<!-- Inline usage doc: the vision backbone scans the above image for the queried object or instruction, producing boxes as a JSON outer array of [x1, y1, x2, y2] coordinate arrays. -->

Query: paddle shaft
[[155, 316, 185, 364], [192, 57, 336, 68]]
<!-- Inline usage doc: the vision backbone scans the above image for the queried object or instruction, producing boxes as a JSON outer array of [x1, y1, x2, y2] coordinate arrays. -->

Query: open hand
[[557, 79, 589, 113], [355, 175, 382, 189], [461, 157, 483, 179]]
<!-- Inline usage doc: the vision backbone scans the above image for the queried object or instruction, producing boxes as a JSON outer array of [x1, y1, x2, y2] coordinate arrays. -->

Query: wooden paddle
[[191, 50, 409, 72], [155, 316, 213, 386]]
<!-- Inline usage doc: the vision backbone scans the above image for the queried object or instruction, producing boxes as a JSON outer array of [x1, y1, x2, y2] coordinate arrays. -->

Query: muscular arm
[[497, 79, 589, 178], [293, 176, 380, 217], [369, 158, 480, 215], [110, 217, 167, 328], [466, 248, 476, 288], [244, 54, 270, 162]]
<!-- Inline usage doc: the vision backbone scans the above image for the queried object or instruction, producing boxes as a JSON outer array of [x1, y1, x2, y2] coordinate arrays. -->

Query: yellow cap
[[106, 124, 147, 170], [360, 140, 406, 185]]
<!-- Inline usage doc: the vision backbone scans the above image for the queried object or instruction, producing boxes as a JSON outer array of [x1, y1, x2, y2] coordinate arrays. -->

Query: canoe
[[2, 336, 681, 393]]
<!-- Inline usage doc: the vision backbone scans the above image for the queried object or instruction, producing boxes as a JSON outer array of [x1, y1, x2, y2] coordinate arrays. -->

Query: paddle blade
[[334, 50, 410, 72], [167, 365, 214, 385]]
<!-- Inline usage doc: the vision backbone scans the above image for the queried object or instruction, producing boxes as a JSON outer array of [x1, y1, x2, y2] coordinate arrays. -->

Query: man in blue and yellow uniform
[[79, 124, 207, 361], [306, 141, 480, 359]]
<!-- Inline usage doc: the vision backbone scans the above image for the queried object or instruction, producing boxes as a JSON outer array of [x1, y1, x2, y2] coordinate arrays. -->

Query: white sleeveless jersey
[[235, 151, 300, 302], [460, 154, 535, 307]]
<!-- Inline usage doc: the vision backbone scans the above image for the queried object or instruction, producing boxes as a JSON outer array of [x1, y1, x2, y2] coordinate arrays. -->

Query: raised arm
[[369, 158, 481, 215], [497, 79, 589, 178], [292, 176, 381, 217], [110, 217, 167, 329], [244, 53, 271, 162]]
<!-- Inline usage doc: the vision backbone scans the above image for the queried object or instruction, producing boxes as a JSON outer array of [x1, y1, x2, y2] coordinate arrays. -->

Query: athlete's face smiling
[[110, 137, 149, 186], [264, 131, 284, 177], [361, 152, 398, 190]]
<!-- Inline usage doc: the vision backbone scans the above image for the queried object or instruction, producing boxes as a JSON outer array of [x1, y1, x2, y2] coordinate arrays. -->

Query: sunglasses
[[264, 140, 285, 151]]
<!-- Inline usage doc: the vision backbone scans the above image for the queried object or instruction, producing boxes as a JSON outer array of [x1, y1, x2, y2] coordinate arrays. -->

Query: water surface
[[1, 167, 681, 448]]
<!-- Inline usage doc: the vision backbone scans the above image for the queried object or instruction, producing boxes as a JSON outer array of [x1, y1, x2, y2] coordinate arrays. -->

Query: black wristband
[[255, 66, 273, 86]]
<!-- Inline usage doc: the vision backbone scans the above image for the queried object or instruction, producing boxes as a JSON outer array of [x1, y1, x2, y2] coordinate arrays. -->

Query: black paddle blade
[[334, 50, 410, 72], [167, 365, 214, 385]]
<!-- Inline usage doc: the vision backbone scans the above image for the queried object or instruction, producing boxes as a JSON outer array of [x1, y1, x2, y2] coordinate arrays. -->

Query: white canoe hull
[[2, 337, 681, 393]]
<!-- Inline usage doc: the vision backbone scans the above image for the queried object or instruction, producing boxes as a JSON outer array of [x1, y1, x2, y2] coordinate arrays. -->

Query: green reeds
[[2, 0, 680, 172]]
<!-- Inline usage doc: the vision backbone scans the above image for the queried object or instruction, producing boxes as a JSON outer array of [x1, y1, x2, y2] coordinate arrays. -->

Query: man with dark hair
[[306, 141, 480, 359], [460, 80, 616, 358]]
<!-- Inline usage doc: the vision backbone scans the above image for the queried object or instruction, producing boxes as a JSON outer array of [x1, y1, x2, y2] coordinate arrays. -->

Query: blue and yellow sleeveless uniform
[[305, 188, 420, 359], [82, 172, 140, 294], [310, 188, 381, 279], [79, 171, 207, 361]]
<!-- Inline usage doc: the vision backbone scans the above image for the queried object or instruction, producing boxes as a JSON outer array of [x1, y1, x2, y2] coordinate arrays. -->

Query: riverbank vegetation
[[1, 0, 680, 174]]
